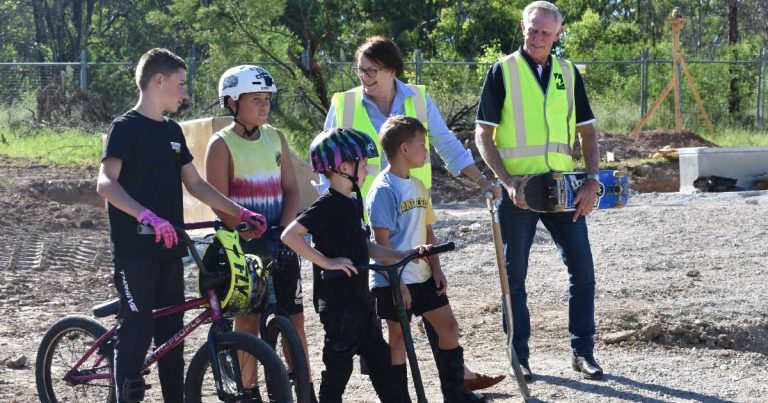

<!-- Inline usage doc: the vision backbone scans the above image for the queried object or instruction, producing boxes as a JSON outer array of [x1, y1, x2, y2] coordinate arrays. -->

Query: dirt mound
[[0, 156, 104, 230], [597, 129, 717, 161], [602, 317, 768, 354]]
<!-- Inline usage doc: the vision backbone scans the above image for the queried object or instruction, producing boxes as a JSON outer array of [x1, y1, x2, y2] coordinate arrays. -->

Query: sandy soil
[[1, 128, 766, 402]]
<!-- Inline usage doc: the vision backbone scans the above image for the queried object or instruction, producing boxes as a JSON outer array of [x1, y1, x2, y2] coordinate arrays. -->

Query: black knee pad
[[122, 375, 149, 402]]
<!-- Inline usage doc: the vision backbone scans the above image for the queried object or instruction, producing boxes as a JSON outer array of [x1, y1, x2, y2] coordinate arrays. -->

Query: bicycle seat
[[93, 298, 120, 318]]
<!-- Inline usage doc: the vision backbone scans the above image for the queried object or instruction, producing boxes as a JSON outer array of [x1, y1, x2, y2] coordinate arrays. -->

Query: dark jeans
[[497, 190, 596, 359], [113, 255, 185, 403]]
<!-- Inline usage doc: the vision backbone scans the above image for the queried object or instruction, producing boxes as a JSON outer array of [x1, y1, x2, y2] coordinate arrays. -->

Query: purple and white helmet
[[309, 128, 378, 173]]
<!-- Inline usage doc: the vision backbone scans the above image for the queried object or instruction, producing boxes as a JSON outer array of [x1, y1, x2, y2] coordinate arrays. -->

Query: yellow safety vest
[[495, 51, 576, 175], [331, 85, 431, 199]]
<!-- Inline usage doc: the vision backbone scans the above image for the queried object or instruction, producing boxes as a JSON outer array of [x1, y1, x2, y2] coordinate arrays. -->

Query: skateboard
[[519, 170, 630, 213]]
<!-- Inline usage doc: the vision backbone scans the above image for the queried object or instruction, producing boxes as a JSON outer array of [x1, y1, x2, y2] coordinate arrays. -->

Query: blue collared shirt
[[323, 78, 473, 178]]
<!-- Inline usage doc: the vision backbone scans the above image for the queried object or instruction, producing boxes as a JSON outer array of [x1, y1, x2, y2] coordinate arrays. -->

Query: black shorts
[[372, 276, 449, 321], [242, 230, 304, 315]]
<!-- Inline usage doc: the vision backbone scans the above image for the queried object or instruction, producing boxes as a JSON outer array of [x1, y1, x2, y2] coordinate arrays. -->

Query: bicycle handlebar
[[320, 242, 455, 280], [137, 221, 253, 238]]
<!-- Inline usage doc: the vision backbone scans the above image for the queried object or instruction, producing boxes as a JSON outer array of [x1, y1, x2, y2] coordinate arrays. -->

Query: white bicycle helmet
[[218, 65, 277, 108]]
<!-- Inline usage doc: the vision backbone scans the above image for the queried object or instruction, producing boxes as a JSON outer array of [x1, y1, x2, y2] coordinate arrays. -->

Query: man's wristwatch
[[474, 174, 489, 186], [587, 173, 600, 183]]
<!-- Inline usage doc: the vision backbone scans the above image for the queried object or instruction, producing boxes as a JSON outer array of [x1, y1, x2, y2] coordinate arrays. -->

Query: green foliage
[[429, 0, 522, 59], [1, 0, 767, 149]]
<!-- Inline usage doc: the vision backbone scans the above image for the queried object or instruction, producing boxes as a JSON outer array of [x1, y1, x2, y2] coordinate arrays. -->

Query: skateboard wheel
[[615, 202, 625, 208], [613, 171, 625, 178], [552, 172, 564, 180]]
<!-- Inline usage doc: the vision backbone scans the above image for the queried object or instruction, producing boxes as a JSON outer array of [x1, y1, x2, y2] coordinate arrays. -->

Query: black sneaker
[[572, 354, 604, 380]]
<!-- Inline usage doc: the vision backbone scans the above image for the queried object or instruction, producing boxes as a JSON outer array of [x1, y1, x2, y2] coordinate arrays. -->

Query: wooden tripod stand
[[632, 9, 714, 135]]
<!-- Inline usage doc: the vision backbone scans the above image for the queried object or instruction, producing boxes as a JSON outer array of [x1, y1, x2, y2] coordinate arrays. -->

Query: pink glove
[[237, 207, 267, 238], [137, 209, 178, 248]]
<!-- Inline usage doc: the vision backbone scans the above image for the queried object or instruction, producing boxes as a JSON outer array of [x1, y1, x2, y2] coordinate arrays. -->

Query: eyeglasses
[[353, 66, 381, 79]]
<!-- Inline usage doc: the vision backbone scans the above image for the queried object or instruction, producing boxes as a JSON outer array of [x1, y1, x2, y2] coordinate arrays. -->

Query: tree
[[430, 0, 522, 60], [29, 0, 98, 62], [727, 0, 740, 114]]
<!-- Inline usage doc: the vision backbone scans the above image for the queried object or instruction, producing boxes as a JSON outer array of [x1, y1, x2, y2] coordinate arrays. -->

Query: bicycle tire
[[185, 331, 292, 403], [35, 316, 116, 403], [265, 316, 312, 403]]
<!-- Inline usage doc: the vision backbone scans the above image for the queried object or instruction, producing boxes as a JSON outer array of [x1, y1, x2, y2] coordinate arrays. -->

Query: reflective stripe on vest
[[495, 52, 576, 175], [332, 85, 431, 201]]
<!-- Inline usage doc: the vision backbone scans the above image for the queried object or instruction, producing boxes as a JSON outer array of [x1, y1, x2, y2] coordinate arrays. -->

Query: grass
[[701, 127, 768, 147], [591, 98, 768, 147], [0, 127, 103, 165]]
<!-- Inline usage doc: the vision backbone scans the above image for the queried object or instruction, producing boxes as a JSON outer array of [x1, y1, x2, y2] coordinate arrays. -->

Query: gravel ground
[[1, 156, 767, 402]]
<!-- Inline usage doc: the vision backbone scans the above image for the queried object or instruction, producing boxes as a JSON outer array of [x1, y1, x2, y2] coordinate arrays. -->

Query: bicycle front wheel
[[185, 331, 292, 403], [265, 316, 312, 403], [35, 316, 116, 403]]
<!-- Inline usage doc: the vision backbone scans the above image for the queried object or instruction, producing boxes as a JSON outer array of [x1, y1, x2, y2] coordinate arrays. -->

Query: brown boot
[[464, 373, 505, 391]]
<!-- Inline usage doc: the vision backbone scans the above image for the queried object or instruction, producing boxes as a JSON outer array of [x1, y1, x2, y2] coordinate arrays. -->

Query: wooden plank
[[677, 52, 715, 135], [631, 79, 675, 135]]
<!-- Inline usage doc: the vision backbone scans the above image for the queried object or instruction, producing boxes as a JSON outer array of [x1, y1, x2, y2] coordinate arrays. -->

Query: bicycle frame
[[63, 290, 223, 384], [63, 223, 238, 392]]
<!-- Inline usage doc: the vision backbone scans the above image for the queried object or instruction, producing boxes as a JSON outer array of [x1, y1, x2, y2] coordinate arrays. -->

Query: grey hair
[[522, 1, 563, 26]]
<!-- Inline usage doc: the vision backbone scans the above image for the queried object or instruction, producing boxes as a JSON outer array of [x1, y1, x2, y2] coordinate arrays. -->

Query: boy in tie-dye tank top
[[205, 65, 312, 395]]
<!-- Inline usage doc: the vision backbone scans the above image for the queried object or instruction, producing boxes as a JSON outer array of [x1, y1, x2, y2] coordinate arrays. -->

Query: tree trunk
[[30, 0, 49, 62], [728, 0, 740, 114]]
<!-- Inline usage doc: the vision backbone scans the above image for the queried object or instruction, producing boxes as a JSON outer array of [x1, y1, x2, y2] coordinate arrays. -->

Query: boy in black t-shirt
[[97, 48, 268, 403], [282, 128, 428, 403]]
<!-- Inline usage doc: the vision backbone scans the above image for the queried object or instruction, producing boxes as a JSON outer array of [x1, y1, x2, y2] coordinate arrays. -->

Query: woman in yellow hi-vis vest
[[321, 35, 506, 392], [475, 1, 603, 383]]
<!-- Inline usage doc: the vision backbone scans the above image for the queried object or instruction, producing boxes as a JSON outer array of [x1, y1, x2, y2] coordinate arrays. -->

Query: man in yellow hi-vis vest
[[475, 1, 604, 382]]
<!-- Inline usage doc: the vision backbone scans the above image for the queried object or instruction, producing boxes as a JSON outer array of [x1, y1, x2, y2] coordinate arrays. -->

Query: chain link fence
[[1, 48, 766, 131]]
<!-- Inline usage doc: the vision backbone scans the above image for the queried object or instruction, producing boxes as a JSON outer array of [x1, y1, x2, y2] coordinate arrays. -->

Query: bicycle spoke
[[47, 328, 113, 402], [196, 346, 270, 402]]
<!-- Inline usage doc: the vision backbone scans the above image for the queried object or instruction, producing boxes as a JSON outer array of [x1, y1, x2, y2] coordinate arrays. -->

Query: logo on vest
[[554, 73, 565, 90]]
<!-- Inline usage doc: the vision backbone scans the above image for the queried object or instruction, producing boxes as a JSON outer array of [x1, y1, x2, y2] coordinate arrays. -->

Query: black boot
[[436, 347, 486, 403], [572, 354, 604, 380], [392, 363, 412, 402]]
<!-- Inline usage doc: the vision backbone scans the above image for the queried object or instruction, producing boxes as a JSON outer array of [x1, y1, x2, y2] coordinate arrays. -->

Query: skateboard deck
[[520, 170, 630, 213]]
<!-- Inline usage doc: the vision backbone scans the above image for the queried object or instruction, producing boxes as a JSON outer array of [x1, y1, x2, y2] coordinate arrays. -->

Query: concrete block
[[678, 147, 768, 192]]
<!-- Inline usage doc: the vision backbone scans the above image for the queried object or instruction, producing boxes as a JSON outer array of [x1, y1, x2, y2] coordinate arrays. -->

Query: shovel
[[486, 193, 531, 400]]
